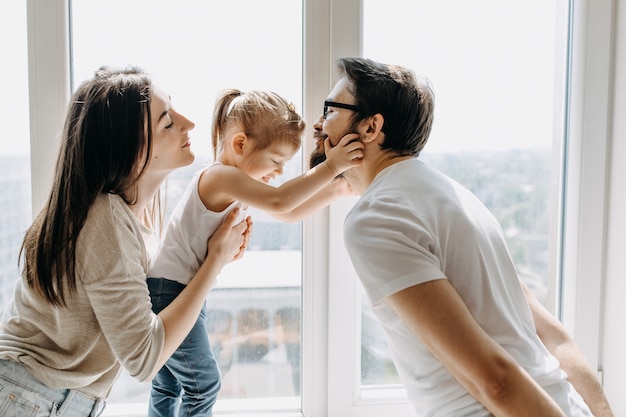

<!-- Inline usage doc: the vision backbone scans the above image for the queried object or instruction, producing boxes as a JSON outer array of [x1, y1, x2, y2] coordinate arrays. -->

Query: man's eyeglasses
[[323, 100, 360, 120]]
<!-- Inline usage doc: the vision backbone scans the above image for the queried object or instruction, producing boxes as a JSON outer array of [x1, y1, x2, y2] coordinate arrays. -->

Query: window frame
[[26, 0, 612, 415], [558, 0, 614, 376], [26, 0, 70, 217]]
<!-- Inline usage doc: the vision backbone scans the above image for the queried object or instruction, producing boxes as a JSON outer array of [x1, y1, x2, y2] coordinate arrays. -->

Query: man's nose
[[313, 115, 324, 130]]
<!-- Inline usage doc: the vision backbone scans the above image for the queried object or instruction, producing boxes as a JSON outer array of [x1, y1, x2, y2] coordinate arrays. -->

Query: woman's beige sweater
[[0, 193, 165, 399]]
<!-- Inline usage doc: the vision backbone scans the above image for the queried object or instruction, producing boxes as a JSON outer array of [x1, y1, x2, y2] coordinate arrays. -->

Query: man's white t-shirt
[[344, 158, 592, 416]]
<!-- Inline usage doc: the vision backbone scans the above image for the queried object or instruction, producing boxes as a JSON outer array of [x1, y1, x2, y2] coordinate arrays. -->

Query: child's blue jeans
[[147, 277, 221, 417]]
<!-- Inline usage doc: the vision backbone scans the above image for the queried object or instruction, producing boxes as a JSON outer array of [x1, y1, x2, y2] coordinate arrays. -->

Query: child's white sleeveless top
[[149, 164, 246, 285]]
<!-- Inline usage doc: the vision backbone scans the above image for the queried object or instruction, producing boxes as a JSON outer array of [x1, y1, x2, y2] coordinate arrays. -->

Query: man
[[310, 57, 613, 416]]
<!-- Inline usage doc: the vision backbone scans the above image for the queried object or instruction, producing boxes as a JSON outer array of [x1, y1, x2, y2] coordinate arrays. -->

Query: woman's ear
[[231, 132, 248, 155], [362, 113, 384, 142]]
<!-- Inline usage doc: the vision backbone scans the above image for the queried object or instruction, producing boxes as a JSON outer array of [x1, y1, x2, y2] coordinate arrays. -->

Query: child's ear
[[231, 133, 248, 155]]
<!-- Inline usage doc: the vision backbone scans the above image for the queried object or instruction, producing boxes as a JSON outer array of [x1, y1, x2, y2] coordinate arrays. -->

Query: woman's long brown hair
[[20, 66, 154, 307]]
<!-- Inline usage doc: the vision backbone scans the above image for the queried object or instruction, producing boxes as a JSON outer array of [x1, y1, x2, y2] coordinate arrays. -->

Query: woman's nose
[[174, 110, 195, 132]]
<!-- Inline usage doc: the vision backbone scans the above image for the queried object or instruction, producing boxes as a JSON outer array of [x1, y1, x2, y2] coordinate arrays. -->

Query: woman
[[0, 66, 251, 416]]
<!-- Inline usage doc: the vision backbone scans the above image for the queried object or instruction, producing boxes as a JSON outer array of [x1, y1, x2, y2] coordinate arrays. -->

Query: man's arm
[[386, 278, 566, 417], [522, 281, 615, 417]]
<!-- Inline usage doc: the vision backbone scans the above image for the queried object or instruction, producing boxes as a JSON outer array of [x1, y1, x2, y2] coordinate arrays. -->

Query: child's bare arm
[[200, 135, 362, 213], [268, 177, 355, 223]]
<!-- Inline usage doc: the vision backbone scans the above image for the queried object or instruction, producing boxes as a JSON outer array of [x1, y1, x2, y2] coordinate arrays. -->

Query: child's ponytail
[[211, 89, 243, 158]]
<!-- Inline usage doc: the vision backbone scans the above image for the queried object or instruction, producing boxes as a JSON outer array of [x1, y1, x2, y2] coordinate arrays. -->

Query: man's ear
[[362, 113, 384, 143], [231, 132, 248, 155]]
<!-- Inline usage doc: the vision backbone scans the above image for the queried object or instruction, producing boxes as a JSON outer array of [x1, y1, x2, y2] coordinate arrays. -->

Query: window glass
[[0, 2, 31, 317], [361, 0, 562, 387], [70, 1, 303, 412]]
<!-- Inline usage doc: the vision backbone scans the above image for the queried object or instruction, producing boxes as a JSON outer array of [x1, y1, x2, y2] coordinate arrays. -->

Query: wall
[[602, 1, 625, 414]]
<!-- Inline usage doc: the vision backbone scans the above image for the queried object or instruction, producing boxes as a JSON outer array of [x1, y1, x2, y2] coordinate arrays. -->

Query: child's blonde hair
[[211, 89, 306, 158]]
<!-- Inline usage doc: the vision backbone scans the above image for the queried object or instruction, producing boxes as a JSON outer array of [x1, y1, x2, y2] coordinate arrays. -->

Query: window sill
[[103, 397, 302, 417]]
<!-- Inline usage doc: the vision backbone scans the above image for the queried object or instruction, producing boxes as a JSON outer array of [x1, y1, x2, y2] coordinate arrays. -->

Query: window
[[70, 0, 303, 414], [0, 2, 31, 318], [363, 0, 559, 379], [326, 0, 571, 412], [25, 0, 615, 416], [362, 0, 563, 306]]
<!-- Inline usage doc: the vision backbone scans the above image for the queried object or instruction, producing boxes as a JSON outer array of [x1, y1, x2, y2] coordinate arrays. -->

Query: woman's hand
[[207, 208, 253, 268], [155, 208, 252, 377], [233, 215, 253, 261]]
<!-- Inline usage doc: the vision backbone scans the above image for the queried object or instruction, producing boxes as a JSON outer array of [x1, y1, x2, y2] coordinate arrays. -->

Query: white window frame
[[559, 0, 613, 375], [26, 0, 612, 415], [26, 0, 70, 217]]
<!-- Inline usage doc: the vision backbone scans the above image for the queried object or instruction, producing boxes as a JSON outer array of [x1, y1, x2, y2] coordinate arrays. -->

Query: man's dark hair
[[337, 57, 435, 157]]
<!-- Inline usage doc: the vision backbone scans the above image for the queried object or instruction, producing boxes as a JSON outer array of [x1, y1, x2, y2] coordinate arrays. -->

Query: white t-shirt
[[344, 158, 592, 417], [150, 167, 246, 285]]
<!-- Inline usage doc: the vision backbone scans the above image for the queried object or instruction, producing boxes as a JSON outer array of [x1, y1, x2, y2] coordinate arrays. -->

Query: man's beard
[[309, 123, 360, 170], [309, 144, 327, 168], [309, 130, 328, 168]]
